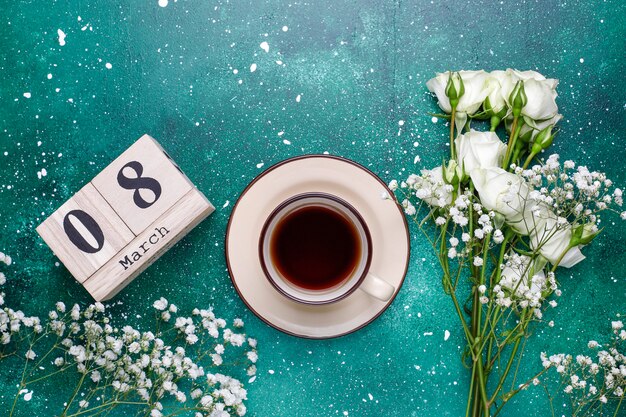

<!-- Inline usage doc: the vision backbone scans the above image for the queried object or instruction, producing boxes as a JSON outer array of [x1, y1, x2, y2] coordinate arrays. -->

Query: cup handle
[[359, 273, 395, 302]]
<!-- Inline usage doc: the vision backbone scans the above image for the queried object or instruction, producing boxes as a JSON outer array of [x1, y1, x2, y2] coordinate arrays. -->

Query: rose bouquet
[[390, 69, 625, 417]]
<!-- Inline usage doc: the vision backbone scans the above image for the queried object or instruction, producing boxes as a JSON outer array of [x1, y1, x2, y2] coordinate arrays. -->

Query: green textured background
[[1, 0, 625, 416]]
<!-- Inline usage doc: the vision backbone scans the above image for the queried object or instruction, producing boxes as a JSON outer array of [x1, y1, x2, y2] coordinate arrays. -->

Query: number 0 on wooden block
[[36, 134, 215, 301]]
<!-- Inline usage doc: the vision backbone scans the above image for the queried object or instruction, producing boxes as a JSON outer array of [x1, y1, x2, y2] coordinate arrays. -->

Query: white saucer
[[225, 155, 410, 339]]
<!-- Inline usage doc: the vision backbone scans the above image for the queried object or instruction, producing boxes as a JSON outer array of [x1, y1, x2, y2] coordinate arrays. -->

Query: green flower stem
[[65, 401, 149, 417], [511, 146, 523, 169], [491, 367, 552, 417], [25, 364, 76, 386], [522, 151, 538, 170], [488, 310, 529, 405], [612, 394, 624, 417], [439, 222, 473, 344], [503, 116, 520, 169], [489, 116, 500, 132], [473, 235, 493, 416], [9, 341, 34, 417], [450, 106, 457, 160], [465, 363, 477, 417]]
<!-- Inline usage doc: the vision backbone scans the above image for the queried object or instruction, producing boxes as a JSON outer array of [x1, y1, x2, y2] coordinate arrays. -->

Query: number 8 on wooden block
[[37, 134, 214, 301], [91, 135, 197, 235]]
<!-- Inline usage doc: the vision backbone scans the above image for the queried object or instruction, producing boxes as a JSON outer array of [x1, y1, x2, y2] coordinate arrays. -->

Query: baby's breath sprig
[[0, 252, 257, 417], [540, 317, 626, 417]]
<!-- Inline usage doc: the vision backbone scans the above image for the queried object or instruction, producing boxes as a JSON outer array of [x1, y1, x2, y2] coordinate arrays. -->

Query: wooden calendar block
[[83, 187, 214, 301], [91, 134, 195, 235], [37, 134, 215, 301], [36, 183, 135, 282]]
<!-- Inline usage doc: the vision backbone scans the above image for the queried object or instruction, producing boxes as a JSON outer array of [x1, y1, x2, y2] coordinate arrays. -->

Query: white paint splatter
[[268, 369, 275, 374], [105, 62, 112, 69], [259, 41, 269, 53], [23, 92, 31, 98], [233, 69, 239, 75], [431, 116, 438, 123], [222, 200, 230, 209], [158, 0, 168, 7], [282, 26, 289, 32], [295, 94, 301, 102], [23, 391, 33, 401], [283, 139, 291, 145], [444, 330, 450, 341], [368, 393, 374, 401], [413, 155, 420, 164], [250, 63, 257, 72], [248, 376, 256, 383], [256, 162, 264, 168], [277, 131, 285, 136], [423, 332, 433, 336], [57, 29, 66, 46], [398, 120, 405, 126], [579, 58, 584, 63], [47, 73, 52, 80], [276, 60, 283, 65]]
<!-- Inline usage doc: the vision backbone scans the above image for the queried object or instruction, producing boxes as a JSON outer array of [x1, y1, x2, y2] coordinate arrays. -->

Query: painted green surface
[[0, 0, 625, 416]]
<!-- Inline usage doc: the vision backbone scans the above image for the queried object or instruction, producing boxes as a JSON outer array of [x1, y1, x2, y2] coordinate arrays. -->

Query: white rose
[[426, 70, 490, 131], [412, 166, 454, 208], [470, 167, 534, 234], [519, 113, 562, 141], [484, 70, 510, 114], [503, 69, 559, 128], [455, 130, 507, 175], [529, 215, 585, 268]]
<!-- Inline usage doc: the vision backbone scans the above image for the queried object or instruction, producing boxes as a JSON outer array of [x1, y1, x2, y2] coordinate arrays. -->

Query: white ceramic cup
[[259, 192, 395, 305]]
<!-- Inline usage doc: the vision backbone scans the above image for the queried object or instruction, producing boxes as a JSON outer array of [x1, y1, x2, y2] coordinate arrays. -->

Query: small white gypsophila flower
[[246, 351, 258, 363], [448, 248, 457, 259], [478, 285, 486, 294], [0, 260, 256, 417], [403, 200, 416, 216], [473, 257, 484, 267], [153, 297, 168, 311]]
